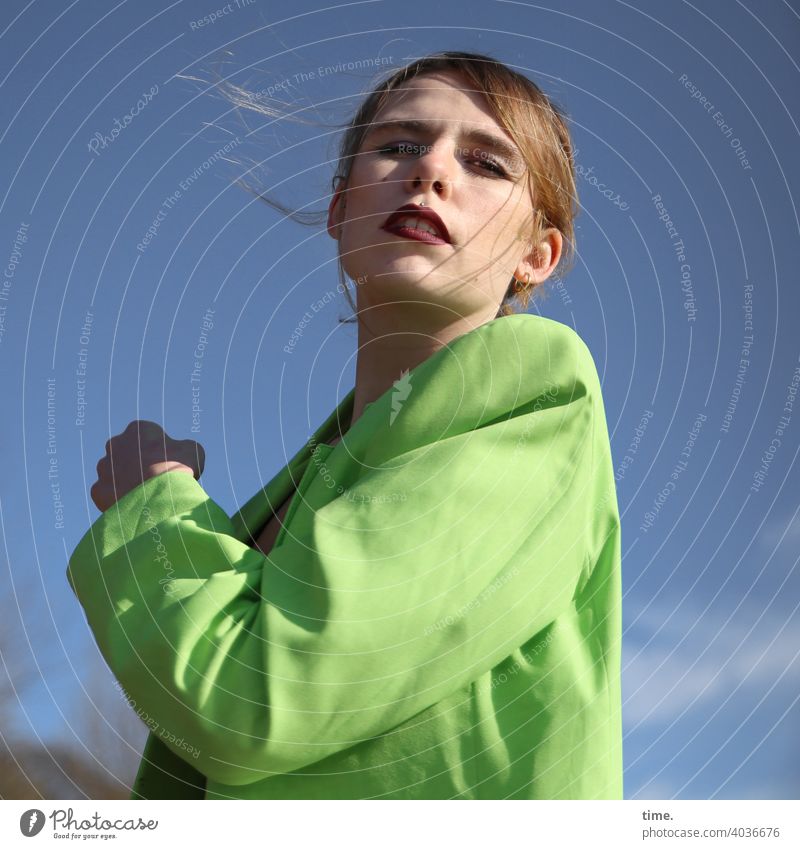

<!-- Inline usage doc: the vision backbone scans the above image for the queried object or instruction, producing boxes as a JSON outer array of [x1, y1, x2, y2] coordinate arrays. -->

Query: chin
[[358, 274, 473, 317], [346, 235, 445, 267], [363, 266, 451, 293]]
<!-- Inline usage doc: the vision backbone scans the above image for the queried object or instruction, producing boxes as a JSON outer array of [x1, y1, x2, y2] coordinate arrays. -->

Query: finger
[[143, 420, 171, 446], [124, 419, 162, 436], [178, 439, 203, 476], [194, 443, 205, 476], [141, 419, 165, 433], [90, 481, 106, 512]]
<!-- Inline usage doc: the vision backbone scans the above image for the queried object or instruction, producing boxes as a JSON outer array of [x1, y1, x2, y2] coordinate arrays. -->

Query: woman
[[68, 52, 622, 799]]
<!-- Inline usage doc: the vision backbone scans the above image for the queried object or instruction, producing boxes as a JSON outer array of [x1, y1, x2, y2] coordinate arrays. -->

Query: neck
[[347, 299, 495, 430]]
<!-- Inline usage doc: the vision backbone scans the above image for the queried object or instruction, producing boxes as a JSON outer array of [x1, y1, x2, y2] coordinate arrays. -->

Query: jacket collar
[[228, 316, 513, 545]]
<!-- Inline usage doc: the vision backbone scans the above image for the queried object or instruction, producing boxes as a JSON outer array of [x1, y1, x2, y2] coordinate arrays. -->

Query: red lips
[[381, 203, 451, 244]]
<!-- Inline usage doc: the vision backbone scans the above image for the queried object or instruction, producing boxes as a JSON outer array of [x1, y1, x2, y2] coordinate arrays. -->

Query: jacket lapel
[[229, 387, 357, 544]]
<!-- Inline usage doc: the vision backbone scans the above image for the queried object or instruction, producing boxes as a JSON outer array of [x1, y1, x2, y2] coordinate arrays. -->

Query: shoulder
[[467, 314, 603, 401], [350, 314, 605, 460], [494, 313, 591, 359]]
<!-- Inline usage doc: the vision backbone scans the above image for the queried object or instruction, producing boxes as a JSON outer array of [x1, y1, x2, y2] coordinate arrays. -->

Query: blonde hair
[[211, 50, 579, 321]]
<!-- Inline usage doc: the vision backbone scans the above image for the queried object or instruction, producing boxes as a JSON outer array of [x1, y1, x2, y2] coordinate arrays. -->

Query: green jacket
[[67, 313, 622, 799]]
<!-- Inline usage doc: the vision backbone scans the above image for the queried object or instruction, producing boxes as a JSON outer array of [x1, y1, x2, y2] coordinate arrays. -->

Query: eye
[[466, 147, 509, 177], [474, 157, 508, 177], [376, 142, 425, 156]]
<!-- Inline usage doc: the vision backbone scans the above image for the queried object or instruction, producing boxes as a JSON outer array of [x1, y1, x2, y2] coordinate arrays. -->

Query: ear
[[513, 227, 563, 286], [327, 183, 346, 241]]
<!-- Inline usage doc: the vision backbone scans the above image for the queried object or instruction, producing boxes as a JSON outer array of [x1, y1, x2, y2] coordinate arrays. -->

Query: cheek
[[469, 193, 527, 245], [466, 208, 513, 248], [338, 197, 377, 254], [352, 155, 399, 197], [348, 156, 387, 191], [342, 181, 392, 241]]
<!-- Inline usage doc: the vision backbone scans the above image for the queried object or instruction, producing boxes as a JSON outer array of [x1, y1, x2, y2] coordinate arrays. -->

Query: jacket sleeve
[[66, 327, 617, 787]]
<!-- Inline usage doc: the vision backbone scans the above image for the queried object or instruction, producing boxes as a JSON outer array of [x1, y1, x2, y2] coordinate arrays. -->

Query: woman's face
[[327, 71, 559, 320]]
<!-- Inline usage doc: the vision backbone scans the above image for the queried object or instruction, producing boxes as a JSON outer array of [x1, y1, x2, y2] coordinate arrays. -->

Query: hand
[[90, 420, 205, 512]]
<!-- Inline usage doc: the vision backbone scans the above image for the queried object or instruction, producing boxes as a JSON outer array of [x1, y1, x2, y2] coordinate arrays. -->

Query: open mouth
[[380, 204, 452, 245], [381, 218, 449, 245]]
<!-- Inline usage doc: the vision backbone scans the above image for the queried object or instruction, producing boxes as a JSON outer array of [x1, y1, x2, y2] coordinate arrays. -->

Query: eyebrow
[[363, 119, 525, 171]]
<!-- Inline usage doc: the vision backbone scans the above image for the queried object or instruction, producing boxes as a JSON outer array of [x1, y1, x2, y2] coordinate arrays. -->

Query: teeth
[[393, 215, 442, 238]]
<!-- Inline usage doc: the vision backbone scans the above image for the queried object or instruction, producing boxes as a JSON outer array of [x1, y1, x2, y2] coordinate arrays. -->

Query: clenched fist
[[90, 420, 205, 512]]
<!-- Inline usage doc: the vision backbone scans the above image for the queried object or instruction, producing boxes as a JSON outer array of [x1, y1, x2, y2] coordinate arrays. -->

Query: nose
[[405, 140, 455, 201]]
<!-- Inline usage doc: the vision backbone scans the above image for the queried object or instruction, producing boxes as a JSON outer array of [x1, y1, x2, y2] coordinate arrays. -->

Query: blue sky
[[0, 0, 798, 799]]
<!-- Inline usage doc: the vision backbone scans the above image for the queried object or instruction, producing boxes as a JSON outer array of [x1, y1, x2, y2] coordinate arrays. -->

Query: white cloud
[[757, 509, 800, 551], [622, 597, 800, 727]]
